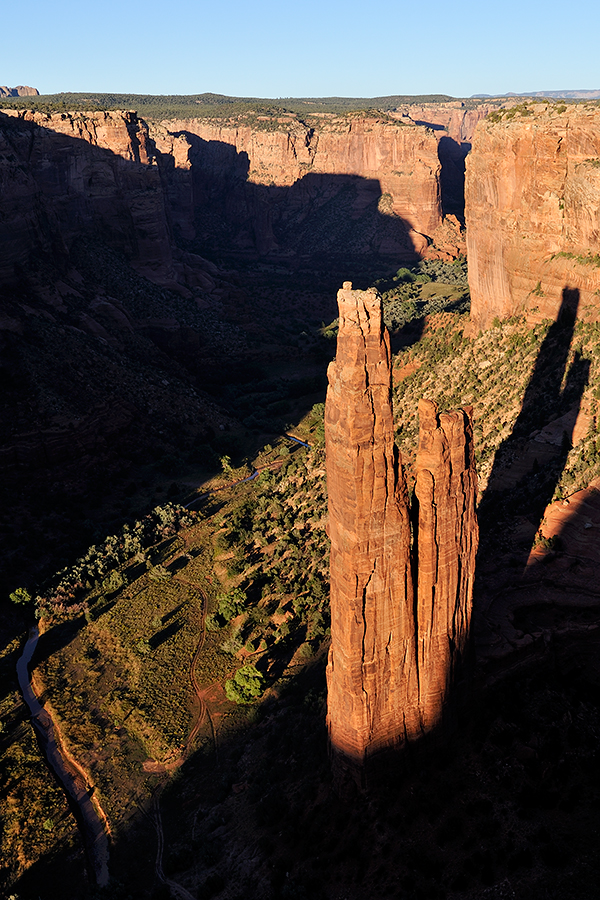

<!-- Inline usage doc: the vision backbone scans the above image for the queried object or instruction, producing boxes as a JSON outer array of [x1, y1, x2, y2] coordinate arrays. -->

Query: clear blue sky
[[3, 0, 600, 99]]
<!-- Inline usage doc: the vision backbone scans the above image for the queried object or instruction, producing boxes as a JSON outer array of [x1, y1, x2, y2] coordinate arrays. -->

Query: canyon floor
[[3, 254, 600, 900]]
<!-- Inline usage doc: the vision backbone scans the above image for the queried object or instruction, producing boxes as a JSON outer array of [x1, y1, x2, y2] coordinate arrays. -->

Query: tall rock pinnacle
[[325, 284, 478, 779], [325, 283, 418, 767], [414, 399, 478, 733]]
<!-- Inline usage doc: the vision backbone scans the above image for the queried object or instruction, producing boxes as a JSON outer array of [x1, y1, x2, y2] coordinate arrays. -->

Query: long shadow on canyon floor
[[473, 287, 592, 673]]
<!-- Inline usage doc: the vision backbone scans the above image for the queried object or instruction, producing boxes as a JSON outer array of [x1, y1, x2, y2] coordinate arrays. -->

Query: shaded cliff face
[[0, 109, 183, 288], [466, 106, 600, 329], [155, 116, 442, 260], [325, 286, 478, 777]]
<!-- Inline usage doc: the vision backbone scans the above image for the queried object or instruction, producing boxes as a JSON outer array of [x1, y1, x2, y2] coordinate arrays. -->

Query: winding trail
[[17, 627, 111, 886], [152, 794, 197, 900], [184, 433, 311, 510]]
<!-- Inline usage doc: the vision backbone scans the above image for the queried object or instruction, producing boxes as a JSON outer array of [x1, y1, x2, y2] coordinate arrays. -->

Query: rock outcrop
[[325, 283, 478, 768], [414, 399, 478, 732], [325, 285, 478, 778], [466, 105, 600, 329], [0, 109, 180, 288], [0, 85, 39, 97]]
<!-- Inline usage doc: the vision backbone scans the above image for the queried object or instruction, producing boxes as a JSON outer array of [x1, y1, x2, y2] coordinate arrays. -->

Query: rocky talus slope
[[466, 104, 600, 329], [325, 286, 477, 778]]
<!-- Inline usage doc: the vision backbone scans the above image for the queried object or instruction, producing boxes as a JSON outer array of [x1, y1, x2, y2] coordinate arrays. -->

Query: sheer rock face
[[154, 116, 442, 259], [414, 400, 478, 732], [325, 287, 478, 773], [466, 107, 600, 329], [0, 109, 175, 286], [325, 284, 418, 764]]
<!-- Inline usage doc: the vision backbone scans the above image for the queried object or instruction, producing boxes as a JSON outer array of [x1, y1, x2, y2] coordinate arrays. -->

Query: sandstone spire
[[325, 284, 478, 778], [325, 283, 418, 768], [414, 399, 478, 732]]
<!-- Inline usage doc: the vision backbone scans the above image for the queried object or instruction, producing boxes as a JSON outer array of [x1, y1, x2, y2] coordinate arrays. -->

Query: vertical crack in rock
[[326, 284, 478, 783]]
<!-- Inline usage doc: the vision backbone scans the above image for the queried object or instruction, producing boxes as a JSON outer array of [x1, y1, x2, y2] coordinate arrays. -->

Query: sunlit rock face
[[466, 106, 600, 330], [325, 284, 418, 770], [154, 116, 442, 259], [414, 399, 478, 733], [325, 286, 478, 783]]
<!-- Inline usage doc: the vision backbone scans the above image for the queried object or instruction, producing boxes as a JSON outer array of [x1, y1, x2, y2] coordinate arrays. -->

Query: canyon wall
[[0, 109, 184, 288], [325, 285, 478, 779], [154, 115, 442, 259], [0, 107, 451, 286], [466, 106, 600, 329]]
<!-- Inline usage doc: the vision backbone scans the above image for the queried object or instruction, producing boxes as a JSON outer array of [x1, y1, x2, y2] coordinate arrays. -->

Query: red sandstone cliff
[[391, 101, 502, 144], [0, 85, 39, 97], [153, 115, 442, 259], [0, 109, 183, 288], [466, 106, 600, 329], [326, 286, 478, 775]]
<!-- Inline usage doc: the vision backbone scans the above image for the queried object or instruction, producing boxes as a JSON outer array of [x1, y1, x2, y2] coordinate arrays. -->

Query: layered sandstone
[[0, 108, 180, 287], [391, 101, 502, 144], [414, 400, 478, 730], [325, 284, 418, 764], [0, 108, 220, 293], [154, 115, 442, 259], [466, 106, 600, 329], [326, 286, 478, 774]]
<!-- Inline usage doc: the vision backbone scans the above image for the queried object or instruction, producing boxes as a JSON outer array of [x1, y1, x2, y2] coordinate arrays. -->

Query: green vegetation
[[9, 282, 600, 896], [487, 101, 551, 123], [374, 256, 470, 330], [393, 312, 600, 501], [225, 663, 265, 704], [551, 250, 600, 267], [8, 587, 32, 606], [0, 91, 459, 122]]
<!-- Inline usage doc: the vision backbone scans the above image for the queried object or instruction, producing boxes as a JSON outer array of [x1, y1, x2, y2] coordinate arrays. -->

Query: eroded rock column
[[325, 283, 418, 768], [414, 399, 478, 732], [325, 285, 478, 777]]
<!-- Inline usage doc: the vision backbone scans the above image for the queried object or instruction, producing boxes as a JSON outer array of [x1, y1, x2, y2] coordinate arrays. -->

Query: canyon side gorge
[[2, 93, 600, 900]]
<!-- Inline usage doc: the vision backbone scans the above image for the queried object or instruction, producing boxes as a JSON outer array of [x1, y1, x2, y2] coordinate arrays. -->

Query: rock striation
[[466, 105, 600, 329], [325, 283, 417, 764], [414, 399, 478, 732], [325, 285, 478, 777], [153, 115, 442, 260]]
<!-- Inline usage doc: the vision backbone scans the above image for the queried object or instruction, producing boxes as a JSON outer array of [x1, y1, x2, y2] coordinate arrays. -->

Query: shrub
[[224, 663, 265, 704], [217, 588, 247, 622], [9, 587, 32, 605]]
